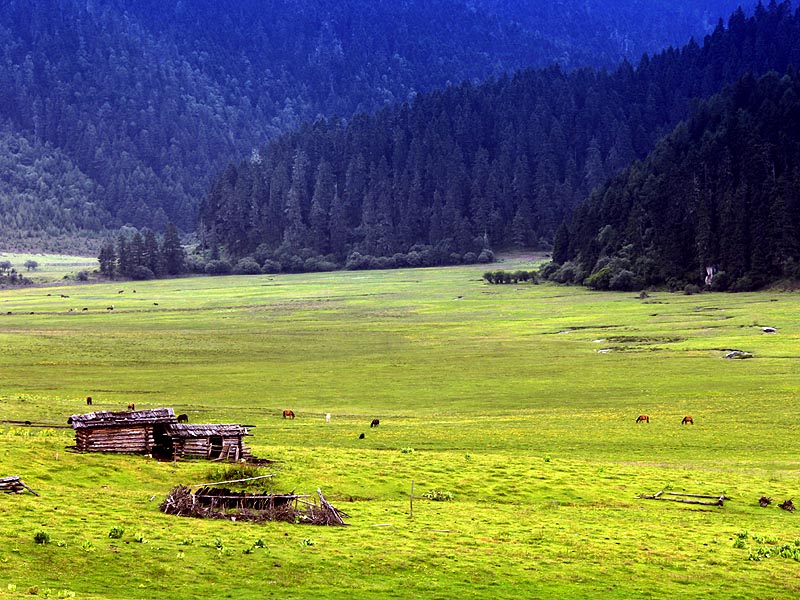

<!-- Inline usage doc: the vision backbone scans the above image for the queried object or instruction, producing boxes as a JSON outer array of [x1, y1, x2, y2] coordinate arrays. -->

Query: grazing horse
[[325, 413, 331, 423], [86, 396, 92, 406], [636, 414, 650, 423], [283, 409, 295, 419], [370, 419, 380, 428], [358, 433, 365, 439], [177, 413, 189, 424], [681, 416, 694, 425], [127, 402, 135, 411]]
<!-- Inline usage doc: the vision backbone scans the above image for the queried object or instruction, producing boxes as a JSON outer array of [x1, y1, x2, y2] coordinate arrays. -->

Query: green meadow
[[0, 262, 799, 599]]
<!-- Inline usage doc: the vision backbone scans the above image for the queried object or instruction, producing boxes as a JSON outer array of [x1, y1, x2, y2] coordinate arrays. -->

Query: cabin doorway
[[209, 435, 224, 459], [152, 425, 174, 460]]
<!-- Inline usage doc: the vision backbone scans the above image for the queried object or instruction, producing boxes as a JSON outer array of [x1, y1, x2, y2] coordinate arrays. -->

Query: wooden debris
[[160, 485, 348, 525], [778, 499, 795, 512], [0, 476, 39, 496], [638, 490, 730, 506]]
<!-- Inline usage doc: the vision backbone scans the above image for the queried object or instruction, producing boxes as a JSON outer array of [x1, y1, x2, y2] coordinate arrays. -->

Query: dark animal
[[86, 396, 92, 406], [82, 307, 88, 311], [127, 403, 135, 411], [153, 302, 159, 306], [370, 419, 380, 428], [681, 416, 694, 425], [359, 433, 365, 439], [107, 305, 114, 311], [283, 409, 295, 419], [177, 413, 189, 423], [636, 415, 650, 423], [118, 290, 124, 294]]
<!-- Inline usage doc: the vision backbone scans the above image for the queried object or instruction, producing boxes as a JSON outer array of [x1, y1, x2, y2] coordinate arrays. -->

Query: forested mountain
[[549, 69, 800, 291], [200, 2, 800, 271], [0, 0, 747, 243]]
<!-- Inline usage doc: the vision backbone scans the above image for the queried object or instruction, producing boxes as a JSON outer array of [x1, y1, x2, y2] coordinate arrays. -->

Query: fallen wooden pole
[[191, 474, 275, 488]]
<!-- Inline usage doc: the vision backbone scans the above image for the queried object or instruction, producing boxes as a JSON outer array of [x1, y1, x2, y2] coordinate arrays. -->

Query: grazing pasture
[[0, 262, 799, 598]]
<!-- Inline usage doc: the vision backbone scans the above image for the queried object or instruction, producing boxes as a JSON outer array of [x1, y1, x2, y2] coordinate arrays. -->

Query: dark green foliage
[[98, 224, 188, 280], [0, 0, 745, 241], [560, 67, 800, 290], [483, 270, 538, 284], [200, 3, 800, 268]]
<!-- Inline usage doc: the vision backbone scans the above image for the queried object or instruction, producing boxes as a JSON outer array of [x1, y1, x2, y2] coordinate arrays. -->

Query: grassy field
[[0, 262, 799, 598], [0, 252, 98, 283]]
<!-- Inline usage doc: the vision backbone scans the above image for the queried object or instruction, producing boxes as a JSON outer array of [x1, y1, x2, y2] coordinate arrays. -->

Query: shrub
[[108, 526, 125, 539], [204, 259, 232, 275], [75, 270, 90, 281], [584, 266, 612, 290], [477, 249, 494, 264], [130, 265, 155, 280], [261, 259, 282, 274], [684, 283, 701, 295], [34, 531, 51, 545], [463, 252, 478, 264], [233, 257, 262, 275], [422, 490, 454, 501]]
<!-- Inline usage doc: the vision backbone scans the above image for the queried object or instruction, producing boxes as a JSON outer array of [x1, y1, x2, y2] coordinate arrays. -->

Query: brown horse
[[283, 409, 295, 419], [127, 402, 135, 411], [681, 416, 694, 425], [636, 414, 650, 423], [86, 396, 92, 406], [370, 419, 380, 428], [177, 413, 189, 423]]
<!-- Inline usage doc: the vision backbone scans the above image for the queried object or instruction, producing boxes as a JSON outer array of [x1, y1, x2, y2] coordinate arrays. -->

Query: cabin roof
[[67, 408, 176, 429], [166, 423, 251, 438]]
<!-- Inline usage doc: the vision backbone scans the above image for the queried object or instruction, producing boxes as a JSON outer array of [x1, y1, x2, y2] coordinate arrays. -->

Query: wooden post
[[410, 480, 414, 520]]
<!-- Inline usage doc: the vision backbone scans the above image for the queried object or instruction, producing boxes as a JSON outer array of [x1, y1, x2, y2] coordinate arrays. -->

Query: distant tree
[[98, 243, 116, 278], [161, 223, 186, 276], [23, 260, 39, 272], [0, 260, 12, 275]]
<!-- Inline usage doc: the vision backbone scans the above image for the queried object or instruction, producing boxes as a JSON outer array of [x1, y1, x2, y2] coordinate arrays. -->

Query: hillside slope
[[199, 2, 800, 270], [552, 69, 800, 291], [0, 0, 748, 240]]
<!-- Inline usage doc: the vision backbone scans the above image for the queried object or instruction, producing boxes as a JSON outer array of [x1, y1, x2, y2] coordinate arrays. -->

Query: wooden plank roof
[[68, 408, 176, 429], [166, 423, 251, 438]]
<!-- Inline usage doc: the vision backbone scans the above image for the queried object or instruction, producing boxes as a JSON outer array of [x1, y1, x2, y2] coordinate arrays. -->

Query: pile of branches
[[160, 486, 348, 525]]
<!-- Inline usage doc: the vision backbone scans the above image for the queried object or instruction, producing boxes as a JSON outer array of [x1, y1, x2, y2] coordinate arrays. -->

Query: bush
[[609, 268, 638, 291], [130, 265, 155, 280], [477, 249, 494, 264], [108, 526, 125, 539], [184, 254, 207, 274], [709, 270, 730, 291], [261, 259, 282, 274], [204, 259, 232, 275], [422, 490, 454, 501], [304, 257, 339, 272], [233, 257, 262, 275], [34, 531, 51, 545], [75, 270, 90, 281], [684, 283, 701, 295], [584, 266, 612, 290], [462, 252, 478, 264], [538, 261, 559, 280]]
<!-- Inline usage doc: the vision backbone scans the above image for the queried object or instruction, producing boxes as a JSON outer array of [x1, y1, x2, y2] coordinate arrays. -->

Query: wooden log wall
[[76, 426, 153, 453]]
